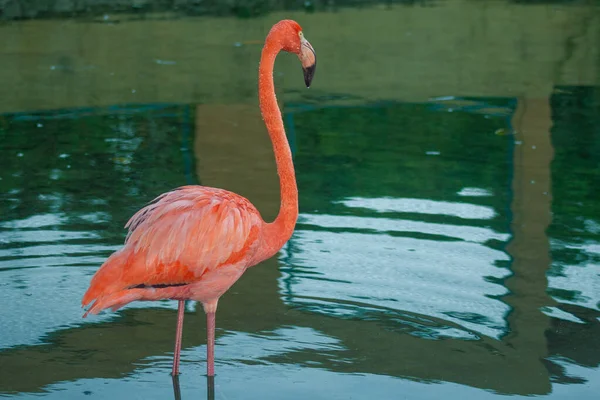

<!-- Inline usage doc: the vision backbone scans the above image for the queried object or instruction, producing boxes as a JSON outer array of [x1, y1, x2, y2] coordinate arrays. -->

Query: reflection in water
[[549, 251, 600, 313], [1, 1, 600, 398], [285, 208, 510, 339], [0, 95, 599, 398], [338, 196, 499, 219], [1, 94, 600, 398], [282, 100, 514, 341], [0, 104, 195, 352], [171, 375, 214, 400], [544, 87, 600, 382], [172, 375, 182, 400]]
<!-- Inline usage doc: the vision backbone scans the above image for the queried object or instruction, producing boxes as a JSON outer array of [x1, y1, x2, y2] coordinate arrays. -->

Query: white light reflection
[[457, 187, 493, 197], [337, 197, 497, 219], [300, 214, 509, 243], [547, 260, 600, 312], [280, 196, 511, 339]]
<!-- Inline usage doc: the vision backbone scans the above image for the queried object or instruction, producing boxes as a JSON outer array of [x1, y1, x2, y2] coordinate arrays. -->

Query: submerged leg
[[207, 375, 215, 400], [204, 300, 218, 377], [172, 374, 182, 400], [172, 300, 185, 376]]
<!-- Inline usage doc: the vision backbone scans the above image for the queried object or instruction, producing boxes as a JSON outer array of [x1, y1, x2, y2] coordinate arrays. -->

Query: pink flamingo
[[82, 19, 316, 377]]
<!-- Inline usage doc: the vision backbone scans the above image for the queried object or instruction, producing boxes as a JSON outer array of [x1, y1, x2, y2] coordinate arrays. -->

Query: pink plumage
[[81, 19, 316, 377], [82, 186, 262, 315]]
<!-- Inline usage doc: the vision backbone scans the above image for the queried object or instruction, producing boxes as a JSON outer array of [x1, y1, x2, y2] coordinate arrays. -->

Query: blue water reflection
[[280, 99, 513, 342], [1, 92, 599, 399], [283, 206, 510, 339]]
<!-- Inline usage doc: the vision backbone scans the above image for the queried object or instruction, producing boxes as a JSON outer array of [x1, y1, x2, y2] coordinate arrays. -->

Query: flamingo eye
[[299, 31, 304, 38]]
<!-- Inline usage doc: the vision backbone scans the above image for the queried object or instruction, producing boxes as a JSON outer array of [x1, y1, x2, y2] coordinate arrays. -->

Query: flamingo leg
[[207, 375, 215, 399], [172, 375, 182, 400], [206, 311, 216, 376], [172, 300, 185, 376]]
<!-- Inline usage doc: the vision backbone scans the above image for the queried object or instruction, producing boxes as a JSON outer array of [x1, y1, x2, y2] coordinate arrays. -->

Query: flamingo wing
[[82, 185, 262, 309]]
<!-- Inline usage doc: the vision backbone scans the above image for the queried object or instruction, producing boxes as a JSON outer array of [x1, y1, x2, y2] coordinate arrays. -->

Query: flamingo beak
[[299, 37, 316, 88]]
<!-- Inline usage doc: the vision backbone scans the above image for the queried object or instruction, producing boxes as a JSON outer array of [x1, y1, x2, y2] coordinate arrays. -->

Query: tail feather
[[83, 285, 187, 317], [83, 289, 144, 317], [82, 241, 199, 317], [82, 249, 131, 309]]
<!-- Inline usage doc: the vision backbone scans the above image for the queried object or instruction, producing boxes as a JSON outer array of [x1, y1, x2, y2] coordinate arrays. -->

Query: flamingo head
[[273, 20, 317, 88]]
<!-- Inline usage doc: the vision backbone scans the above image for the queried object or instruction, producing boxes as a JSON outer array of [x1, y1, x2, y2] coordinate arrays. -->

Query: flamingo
[[81, 19, 316, 377]]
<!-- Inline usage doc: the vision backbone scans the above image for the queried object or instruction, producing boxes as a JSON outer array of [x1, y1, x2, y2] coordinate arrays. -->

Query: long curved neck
[[259, 37, 298, 252]]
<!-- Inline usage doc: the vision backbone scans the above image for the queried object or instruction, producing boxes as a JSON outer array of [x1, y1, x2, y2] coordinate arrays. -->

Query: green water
[[1, 1, 600, 399]]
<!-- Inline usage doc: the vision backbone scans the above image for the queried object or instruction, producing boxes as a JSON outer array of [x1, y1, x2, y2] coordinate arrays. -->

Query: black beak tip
[[303, 63, 316, 88]]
